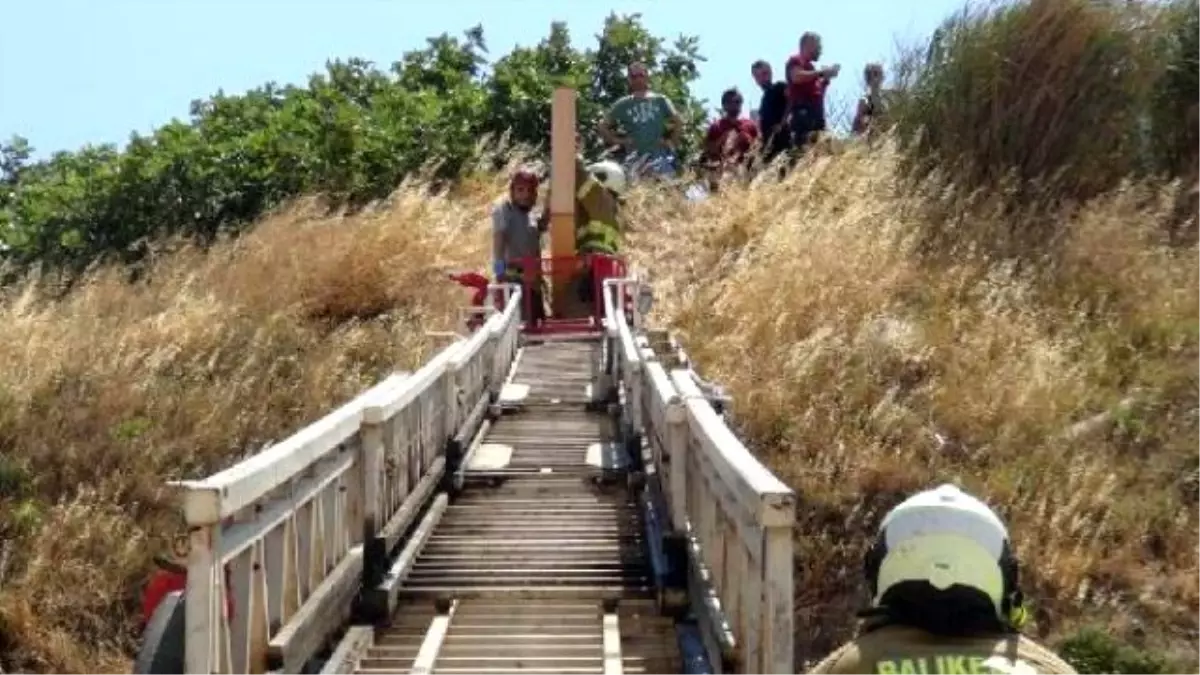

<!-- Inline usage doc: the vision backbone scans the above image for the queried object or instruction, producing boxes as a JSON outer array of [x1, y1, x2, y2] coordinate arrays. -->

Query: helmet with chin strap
[[585, 160, 627, 196], [863, 484, 1027, 632]]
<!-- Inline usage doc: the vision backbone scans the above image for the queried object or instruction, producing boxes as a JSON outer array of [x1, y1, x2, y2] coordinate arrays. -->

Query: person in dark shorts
[[784, 32, 840, 153], [751, 59, 791, 166], [491, 167, 547, 323]]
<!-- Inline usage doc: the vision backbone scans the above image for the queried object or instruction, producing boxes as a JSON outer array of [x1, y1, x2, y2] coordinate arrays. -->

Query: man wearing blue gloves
[[491, 166, 548, 323]]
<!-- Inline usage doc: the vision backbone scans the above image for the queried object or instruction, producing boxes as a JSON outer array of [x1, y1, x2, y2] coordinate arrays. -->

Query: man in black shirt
[[751, 59, 791, 166]]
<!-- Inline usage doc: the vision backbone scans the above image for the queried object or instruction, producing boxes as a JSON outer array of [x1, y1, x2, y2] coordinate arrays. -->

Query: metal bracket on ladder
[[692, 375, 732, 418]]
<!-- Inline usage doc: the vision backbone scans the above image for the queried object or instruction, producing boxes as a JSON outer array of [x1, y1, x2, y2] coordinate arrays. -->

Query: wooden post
[[549, 87, 577, 316]]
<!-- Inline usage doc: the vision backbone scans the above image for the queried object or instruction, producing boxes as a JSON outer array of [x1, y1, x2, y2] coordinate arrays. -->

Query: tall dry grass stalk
[[889, 0, 1198, 221]]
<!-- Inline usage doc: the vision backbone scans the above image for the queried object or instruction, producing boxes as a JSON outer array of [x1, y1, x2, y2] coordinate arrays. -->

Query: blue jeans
[[624, 150, 678, 181]]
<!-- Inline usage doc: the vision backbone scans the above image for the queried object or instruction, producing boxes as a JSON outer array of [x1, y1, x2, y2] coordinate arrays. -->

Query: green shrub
[[1147, 0, 1199, 179], [890, 0, 1195, 204], [1058, 627, 1173, 674]]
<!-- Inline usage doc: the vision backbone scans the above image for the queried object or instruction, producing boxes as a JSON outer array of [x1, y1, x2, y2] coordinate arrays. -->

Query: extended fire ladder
[[321, 339, 693, 674]]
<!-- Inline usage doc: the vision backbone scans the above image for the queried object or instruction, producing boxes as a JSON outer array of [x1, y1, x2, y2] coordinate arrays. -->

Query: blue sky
[[0, 0, 965, 160]]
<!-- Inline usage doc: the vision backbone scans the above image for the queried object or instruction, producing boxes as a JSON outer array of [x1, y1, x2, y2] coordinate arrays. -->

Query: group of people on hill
[[489, 32, 894, 318], [706, 32, 886, 186], [593, 31, 887, 190]]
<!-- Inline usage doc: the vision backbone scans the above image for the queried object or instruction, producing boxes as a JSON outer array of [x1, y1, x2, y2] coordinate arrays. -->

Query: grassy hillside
[[0, 0, 1195, 672], [0, 175, 500, 671], [0, 146, 1195, 673], [625, 142, 1198, 671]]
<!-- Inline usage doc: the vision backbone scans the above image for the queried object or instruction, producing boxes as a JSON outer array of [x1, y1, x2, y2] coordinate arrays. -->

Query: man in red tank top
[[784, 32, 840, 151]]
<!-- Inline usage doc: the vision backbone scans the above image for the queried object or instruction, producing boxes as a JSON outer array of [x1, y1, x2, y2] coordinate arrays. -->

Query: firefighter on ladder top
[[490, 158, 627, 324]]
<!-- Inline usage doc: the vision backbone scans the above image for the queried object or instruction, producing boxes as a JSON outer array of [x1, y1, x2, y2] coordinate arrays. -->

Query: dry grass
[[0, 172, 511, 672], [0, 141, 1196, 672], [625, 140, 1198, 669]]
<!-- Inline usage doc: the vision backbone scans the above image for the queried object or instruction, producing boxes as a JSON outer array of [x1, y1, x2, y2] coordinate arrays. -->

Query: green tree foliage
[[888, 0, 1199, 205], [0, 14, 705, 276], [878, 0, 1200, 259], [1147, 0, 1199, 179]]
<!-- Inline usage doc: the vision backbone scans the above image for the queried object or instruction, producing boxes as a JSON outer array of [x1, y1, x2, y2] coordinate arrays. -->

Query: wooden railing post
[[181, 484, 222, 674], [360, 419, 385, 588], [760, 500, 796, 674], [665, 395, 688, 533]]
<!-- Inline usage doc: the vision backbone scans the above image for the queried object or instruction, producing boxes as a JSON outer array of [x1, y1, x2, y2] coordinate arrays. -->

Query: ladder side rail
[[173, 373, 411, 674], [606, 277, 644, 437], [639, 361, 736, 670], [641, 359, 681, 528], [487, 284, 523, 393], [601, 278, 625, 400], [450, 309, 496, 418], [447, 286, 522, 469], [359, 286, 523, 574], [669, 369, 796, 675], [617, 292, 645, 432], [360, 342, 462, 575], [171, 285, 527, 673]]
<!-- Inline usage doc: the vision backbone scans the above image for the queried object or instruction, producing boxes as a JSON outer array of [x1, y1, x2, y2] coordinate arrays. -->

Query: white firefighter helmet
[[586, 160, 627, 196], [865, 484, 1017, 620]]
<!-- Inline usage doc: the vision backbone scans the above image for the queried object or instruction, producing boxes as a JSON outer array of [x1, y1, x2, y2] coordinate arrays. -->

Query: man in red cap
[[491, 167, 547, 323]]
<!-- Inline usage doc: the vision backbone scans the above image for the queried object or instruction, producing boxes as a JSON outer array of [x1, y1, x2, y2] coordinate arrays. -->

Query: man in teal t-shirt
[[599, 61, 682, 176]]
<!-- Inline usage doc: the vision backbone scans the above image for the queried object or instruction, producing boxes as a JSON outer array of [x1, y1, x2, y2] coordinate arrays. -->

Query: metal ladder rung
[[409, 600, 457, 675], [603, 611, 623, 675]]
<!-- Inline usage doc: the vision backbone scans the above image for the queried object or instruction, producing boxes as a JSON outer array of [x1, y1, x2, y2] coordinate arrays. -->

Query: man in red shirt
[[785, 32, 840, 151], [703, 87, 759, 189]]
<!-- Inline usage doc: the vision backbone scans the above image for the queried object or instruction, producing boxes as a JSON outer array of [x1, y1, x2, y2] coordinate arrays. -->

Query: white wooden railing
[[170, 285, 523, 674], [602, 277, 797, 675], [168, 272, 795, 675]]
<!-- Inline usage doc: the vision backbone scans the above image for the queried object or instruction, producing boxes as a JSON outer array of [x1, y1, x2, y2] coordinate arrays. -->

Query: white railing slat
[[363, 347, 461, 425], [671, 370, 792, 519], [217, 449, 357, 564]]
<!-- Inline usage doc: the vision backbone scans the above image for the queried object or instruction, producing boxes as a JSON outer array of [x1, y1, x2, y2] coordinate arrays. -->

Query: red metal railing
[[449, 254, 631, 336]]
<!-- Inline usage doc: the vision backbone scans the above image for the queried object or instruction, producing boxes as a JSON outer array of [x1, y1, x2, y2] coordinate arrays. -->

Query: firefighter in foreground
[[808, 484, 1078, 674]]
